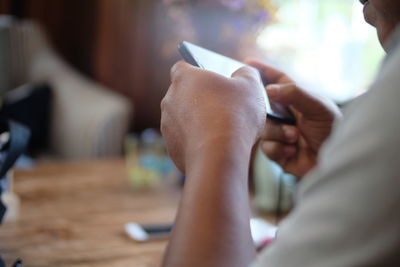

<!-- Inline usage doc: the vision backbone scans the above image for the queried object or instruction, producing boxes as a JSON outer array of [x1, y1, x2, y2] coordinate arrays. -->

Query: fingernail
[[283, 126, 297, 142]]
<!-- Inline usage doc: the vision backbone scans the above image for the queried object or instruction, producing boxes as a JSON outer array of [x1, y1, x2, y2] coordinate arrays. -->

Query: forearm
[[162, 139, 256, 267]]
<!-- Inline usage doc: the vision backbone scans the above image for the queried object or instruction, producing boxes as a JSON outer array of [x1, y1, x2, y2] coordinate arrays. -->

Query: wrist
[[185, 134, 253, 181], [187, 124, 257, 155]]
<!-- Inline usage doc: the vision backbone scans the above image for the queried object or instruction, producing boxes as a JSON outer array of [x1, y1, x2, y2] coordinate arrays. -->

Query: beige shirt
[[254, 27, 400, 267]]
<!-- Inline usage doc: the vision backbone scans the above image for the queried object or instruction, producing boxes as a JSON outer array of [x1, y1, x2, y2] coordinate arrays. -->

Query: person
[[160, 0, 400, 266]]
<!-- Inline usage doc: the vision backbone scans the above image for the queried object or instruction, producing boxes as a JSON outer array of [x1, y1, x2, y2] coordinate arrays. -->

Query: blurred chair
[[0, 16, 132, 159]]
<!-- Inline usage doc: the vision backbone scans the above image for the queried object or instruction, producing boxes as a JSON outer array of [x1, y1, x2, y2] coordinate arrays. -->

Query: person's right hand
[[161, 61, 267, 174], [247, 60, 342, 179]]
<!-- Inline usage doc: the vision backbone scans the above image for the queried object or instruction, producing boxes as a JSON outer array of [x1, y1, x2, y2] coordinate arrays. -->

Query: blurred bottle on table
[[253, 148, 296, 213], [124, 129, 176, 189]]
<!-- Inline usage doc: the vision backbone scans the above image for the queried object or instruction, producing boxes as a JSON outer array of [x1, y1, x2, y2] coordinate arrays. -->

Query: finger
[[262, 121, 299, 144], [266, 84, 324, 116], [261, 141, 297, 162], [170, 61, 196, 82], [231, 66, 266, 96], [231, 65, 261, 82], [245, 59, 292, 84]]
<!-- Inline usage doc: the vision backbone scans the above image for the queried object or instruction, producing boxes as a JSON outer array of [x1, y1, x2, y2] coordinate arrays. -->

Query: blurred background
[[0, 2, 388, 264], [0, 0, 384, 161]]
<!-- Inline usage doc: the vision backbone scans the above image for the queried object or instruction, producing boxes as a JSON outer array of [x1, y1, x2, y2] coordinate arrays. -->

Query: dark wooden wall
[[0, 0, 99, 76], [0, 0, 9, 14], [95, 0, 173, 131], [0, 0, 249, 132], [0, 0, 173, 131]]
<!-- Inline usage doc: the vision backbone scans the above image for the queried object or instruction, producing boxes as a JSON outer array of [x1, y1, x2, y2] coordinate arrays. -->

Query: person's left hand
[[160, 62, 267, 173]]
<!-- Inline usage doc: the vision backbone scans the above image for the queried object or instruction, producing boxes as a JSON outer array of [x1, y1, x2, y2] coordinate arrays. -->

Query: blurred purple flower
[[219, 0, 245, 11], [162, 0, 274, 31], [256, 11, 269, 24]]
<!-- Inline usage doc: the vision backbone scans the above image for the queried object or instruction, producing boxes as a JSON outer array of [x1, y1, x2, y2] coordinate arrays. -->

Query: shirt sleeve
[[253, 41, 400, 267]]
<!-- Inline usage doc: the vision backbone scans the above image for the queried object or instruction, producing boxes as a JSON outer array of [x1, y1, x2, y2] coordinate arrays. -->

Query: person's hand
[[161, 62, 267, 173], [247, 60, 342, 179]]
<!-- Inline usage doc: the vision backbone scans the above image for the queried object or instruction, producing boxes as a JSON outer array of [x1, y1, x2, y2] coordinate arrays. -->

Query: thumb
[[232, 66, 269, 100], [231, 66, 266, 93], [267, 84, 324, 116], [231, 66, 261, 82]]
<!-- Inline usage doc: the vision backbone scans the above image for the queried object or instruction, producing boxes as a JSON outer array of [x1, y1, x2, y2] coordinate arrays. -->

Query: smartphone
[[178, 41, 295, 125]]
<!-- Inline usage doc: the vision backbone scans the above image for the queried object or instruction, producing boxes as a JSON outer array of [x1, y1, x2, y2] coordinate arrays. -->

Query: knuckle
[[170, 61, 187, 82], [170, 63, 181, 81], [160, 96, 167, 110], [160, 97, 168, 112], [160, 85, 174, 111]]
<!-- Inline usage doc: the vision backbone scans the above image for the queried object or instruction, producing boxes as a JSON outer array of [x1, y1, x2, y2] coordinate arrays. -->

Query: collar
[[384, 25, 400, 55]]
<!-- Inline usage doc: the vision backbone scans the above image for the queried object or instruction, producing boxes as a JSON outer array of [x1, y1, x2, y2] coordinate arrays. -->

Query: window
[[257, 0, 384, 103]]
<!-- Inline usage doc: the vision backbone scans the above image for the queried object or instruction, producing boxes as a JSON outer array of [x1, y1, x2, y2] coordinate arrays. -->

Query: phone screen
[[178, 41, 295, 125]]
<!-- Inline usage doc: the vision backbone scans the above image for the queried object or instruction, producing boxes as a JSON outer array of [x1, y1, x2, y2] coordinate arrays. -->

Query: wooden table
[[0, 160, 180, 267]]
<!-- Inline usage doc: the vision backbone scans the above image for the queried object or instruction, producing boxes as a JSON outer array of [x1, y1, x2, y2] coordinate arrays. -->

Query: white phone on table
[[125, 223, 173, 242]]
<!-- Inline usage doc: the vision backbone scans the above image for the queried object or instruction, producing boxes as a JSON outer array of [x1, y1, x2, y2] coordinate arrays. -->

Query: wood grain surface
[[0, 160, 180, 267]]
